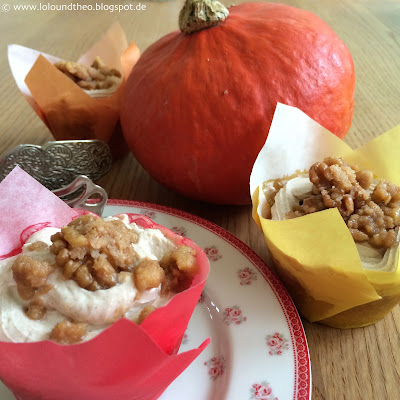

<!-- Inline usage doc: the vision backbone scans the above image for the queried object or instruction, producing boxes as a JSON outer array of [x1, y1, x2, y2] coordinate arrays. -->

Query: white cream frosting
[[0, 215, 176, 343], [264, 177, 399, 273]]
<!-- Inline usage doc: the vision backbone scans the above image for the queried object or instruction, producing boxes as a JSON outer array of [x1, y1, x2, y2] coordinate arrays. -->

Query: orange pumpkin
[[121, 0, 355, 205]]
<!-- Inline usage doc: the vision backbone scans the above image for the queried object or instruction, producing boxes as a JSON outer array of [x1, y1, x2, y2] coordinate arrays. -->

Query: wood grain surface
[[0, 1, 400, 399]]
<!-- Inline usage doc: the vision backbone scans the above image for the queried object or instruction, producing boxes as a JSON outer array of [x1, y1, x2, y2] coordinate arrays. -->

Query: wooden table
[[0, 0, 399, 399]]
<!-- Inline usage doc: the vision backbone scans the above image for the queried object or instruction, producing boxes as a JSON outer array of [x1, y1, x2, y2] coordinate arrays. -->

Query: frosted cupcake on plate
[[0, 167, 209, 400]]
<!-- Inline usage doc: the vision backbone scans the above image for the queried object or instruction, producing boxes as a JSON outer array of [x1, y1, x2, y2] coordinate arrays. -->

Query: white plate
[[0, 200, 311, 400]]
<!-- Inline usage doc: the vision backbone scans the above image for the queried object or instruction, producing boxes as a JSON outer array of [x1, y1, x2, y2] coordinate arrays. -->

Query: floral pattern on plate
[[140, 210, 156, 219], [170, 226, 187, 236], [250, 382, 278, 400], [223, 306, 247, 325], [238, 266, 258, 285], [204, 245, 222, 262], [266, 332, 290, 356], [204, 356, 225, 381]]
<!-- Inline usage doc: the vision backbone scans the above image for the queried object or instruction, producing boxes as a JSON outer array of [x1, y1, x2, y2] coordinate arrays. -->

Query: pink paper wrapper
[[0, 167, 210, 400]]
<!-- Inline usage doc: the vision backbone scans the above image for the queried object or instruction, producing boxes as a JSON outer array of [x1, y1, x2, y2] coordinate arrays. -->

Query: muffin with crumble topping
[[0, 213, 200, 345], [261, 157, 400, 267]]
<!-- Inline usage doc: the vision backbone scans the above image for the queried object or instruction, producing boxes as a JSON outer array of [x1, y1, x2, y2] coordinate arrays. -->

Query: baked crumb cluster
[[50, 215, 139, 291], [50, 321, 87, 344], [12, 255, 54, 320], [55, 56, 122, 90], [11, 215, 198, 344], [286, 157, 400, 248]]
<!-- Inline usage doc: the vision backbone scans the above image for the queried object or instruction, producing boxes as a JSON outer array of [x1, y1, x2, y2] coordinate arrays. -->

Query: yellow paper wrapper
[[8, 23, 140, 158], [250, 103, 400, 328]]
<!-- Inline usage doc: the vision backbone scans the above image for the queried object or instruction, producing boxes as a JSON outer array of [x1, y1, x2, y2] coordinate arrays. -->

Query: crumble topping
[[134, 259, 165, 292], [286, 157, 400, 248], [12, 254, 55, 300], [50, 215, 139, 290], [25, 285, 53, 320], [50, 320, 87, 344], [161, 245, 199, 295], [55, 56, 122, 91]]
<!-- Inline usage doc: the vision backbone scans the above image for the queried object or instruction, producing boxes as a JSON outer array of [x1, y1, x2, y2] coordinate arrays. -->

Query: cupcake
[[8, 23, 140, 158], [251, 103, 400, 328], [2, 213, 202, 344], [262, 157, 400, 252], [0, 167, 209, 399]]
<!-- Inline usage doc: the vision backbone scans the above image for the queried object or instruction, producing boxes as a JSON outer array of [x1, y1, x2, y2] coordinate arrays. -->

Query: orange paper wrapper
[[250, 103, 400, 329], [0, 167, 210, 400], [8, 23, 140, 157]]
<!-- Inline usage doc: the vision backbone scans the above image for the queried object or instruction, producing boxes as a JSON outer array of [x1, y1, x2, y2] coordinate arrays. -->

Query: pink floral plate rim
[[107, 199, 312, 400]]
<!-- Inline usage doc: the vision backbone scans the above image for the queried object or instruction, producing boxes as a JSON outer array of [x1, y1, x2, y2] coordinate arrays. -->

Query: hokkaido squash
[[121, 0, 355, 205]]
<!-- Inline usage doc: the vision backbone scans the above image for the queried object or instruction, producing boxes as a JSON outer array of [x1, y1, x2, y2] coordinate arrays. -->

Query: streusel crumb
[[160, 245, 198, 294], [26, 241, 48, 252], [55, 56, 121, 91], [134, 259, 165, 292], [50, 320, 87, 344], [12, 255, 55, 300], [287, 157, 400, 248], [50, 215, 139, 290]]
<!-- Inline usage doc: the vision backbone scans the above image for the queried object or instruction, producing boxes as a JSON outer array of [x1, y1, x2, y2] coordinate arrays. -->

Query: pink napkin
[[0, 166, 79, 259]]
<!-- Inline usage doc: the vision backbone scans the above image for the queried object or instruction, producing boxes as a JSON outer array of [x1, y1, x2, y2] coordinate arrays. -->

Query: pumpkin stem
[[179, 0, 229, 35]]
